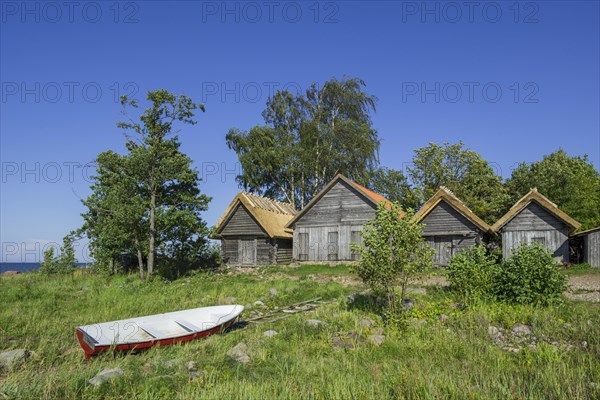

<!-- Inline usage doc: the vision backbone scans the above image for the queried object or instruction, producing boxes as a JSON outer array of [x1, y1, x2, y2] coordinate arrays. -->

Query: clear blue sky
[[1, 1, 599, 262]]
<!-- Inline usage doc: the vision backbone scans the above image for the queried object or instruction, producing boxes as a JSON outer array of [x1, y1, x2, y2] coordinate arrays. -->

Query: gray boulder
[[263, 330, 278, 338], [0, 349, 30, 370], [402, 299, 414, 310], [488, 326, 500, 338], [512, 323, 532, 336], [227, 342, 251, 364], [306, 319, 328, 328], [88, 367, 123, 387], [269, 288, 278, 296], [185, 361, 198, 372], [367, 334, 385, 346]]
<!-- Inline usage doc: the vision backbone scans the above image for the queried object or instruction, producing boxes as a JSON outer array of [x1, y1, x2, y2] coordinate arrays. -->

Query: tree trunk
[[147, 190, 156, 279], [135, 237, 145, 281]]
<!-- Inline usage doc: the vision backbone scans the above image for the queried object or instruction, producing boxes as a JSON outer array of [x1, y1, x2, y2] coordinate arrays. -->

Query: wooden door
[[240, 238, 256, 266], [298, 233, 309, 261], [434, 237, 453, 266], [327, 232, 339, 261]]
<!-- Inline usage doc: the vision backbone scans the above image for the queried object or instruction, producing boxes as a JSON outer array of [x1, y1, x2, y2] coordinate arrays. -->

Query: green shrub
[[39, 248, 59, 274], [351, 203, 433, 319], [447, 244, 498, 302], [494, 243, 567, 305]]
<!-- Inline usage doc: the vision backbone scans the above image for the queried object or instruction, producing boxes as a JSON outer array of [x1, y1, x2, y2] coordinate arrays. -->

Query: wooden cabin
[[573, 227, 600, 268], [413, 187, 492, 267], [491, 188, 580, 263], [285, 174, 392, 262], [212, 192, 296, 267]]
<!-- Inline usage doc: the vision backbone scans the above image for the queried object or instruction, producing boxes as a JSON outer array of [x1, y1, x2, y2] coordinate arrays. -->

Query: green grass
[[262, 263, 354, 277], [0, 269, 598, 399], [562, 263, 600, 276]]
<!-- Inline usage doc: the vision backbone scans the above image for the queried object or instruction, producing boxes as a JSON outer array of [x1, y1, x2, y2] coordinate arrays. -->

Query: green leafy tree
[[81, 90, 211, 280], [39, 247, 59, 275], [57, 235, 77, 273], [351, 204, 434, 314], [369, 167, 420, 210], [80, 150, 147, 277], [408, 141, 508, 224], [227, 77, 380, 209], [506, 149, 600, 230]]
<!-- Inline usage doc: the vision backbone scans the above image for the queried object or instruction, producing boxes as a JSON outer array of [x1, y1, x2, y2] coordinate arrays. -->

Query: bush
[[494, 243, 567, 305], [447, 244, 498, 302], [351, 203, 433, 317]]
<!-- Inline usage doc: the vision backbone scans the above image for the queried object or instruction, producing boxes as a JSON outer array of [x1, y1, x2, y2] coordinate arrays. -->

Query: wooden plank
[[503, 202, 567, 232], [220, 204, 268, 237], [421, 200, 481, 236], [502, 229, 569, 262]]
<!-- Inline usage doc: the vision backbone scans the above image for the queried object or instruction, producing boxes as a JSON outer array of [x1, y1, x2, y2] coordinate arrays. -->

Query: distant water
[[0, 262, 89, 273]]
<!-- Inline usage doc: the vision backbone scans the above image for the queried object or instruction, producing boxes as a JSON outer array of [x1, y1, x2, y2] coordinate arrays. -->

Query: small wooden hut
[[212, 192, 296, 267], [573, 226, 600, 268], [413, 187, 492, 266], [285, 174, 393, 262], [491, 188, 580, 263]]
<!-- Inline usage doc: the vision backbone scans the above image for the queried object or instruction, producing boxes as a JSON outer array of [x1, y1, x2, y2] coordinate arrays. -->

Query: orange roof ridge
[[285, 174, 403, 229]]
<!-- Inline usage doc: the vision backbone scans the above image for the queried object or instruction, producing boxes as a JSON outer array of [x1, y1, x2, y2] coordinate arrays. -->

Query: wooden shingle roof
[[412, 186, 492, 233], [285, 174, 399, 228], [573, 226, 600, 236], [491, 188, 581, 234], [213, 192, 296, 239]]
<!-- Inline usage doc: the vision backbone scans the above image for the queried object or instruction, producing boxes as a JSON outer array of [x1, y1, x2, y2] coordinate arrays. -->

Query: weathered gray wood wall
[[420, 200, 484, 266], [275, 239, 293, 264], [292, 181, 375, 261], [421, 201, 480, 236], [501, 202, 570, 262], [583, 231, 600, 268], [219, 204, 291, 267], [220, 205, 267, 237], [425, 236, 479, 266]]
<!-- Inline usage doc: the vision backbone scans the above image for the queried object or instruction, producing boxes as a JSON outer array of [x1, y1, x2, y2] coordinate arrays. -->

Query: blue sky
[[1, 1, 599, 262]]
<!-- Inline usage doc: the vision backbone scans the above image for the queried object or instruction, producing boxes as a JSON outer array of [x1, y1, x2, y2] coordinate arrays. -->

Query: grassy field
[[0, 265, 598, 399]]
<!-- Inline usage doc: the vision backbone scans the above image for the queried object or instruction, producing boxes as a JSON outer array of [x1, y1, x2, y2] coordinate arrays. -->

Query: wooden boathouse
[[413, 187, 492, 267], [212, 192, 296, 267], [491, 188, 580, 263], [285, 174, 393, 262]]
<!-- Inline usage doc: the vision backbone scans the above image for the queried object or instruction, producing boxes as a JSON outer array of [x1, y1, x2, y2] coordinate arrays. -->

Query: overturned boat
[[76, 305, 244, 358]]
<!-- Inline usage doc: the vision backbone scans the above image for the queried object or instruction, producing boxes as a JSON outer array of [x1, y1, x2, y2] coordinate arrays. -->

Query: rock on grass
[[0, 349, 30, 370], [227, 342, 251, 364], [306, 319, 328, 328], [89, 368, 123, 387], [367, 334, 385, 346]]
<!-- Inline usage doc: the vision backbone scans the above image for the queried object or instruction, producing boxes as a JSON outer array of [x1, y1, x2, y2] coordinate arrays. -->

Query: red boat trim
[[76, 319, 237, 359]]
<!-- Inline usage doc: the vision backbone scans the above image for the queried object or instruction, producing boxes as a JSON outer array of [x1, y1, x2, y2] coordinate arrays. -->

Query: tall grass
[[0, 268, 598, 399]]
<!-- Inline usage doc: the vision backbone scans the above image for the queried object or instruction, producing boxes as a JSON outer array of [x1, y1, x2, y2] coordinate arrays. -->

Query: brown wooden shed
[[491, 188, 580, 263], [212, 192, 296, 267], [413, 187, 492, 266]]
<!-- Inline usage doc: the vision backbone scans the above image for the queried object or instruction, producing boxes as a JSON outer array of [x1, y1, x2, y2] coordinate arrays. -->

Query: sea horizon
[[0, 262, 90, 273]]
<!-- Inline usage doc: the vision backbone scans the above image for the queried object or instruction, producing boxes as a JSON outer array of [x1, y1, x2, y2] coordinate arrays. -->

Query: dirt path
[[565, 274, 600, 302]]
